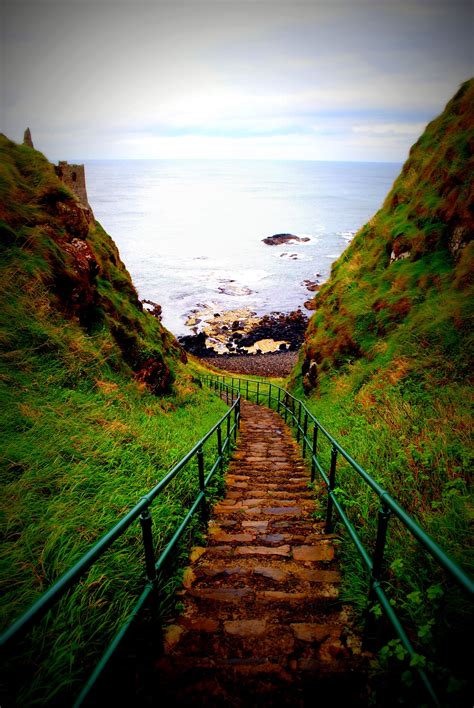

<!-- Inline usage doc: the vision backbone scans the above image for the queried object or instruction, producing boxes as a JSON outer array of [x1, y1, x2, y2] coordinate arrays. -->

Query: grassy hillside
[[292, 80, 473, 702], [0, 136, 229, 704]]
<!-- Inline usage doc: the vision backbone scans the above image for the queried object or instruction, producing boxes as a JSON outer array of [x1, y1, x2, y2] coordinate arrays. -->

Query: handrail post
[[246, 379, 249, 400], [325, 445, 338, 533], [256, 381, 260, 405], [364, 502, 392, 644], [372, 502, 391, 582], [302, 411, 308, 458], [296, 401, 302, 442], [227, 411, 231, 441], [234, 400, 239, 440], [139, 508, 157, 584], [217, 425, 223, 472], [277, 387, 281, 414], [311, 424, 318, 482], [197, 447, 207, 523]]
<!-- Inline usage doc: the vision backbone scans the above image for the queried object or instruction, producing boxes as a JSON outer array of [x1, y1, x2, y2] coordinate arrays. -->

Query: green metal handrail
[[1, 380, 241, 706], [202, 373, 474, 706]]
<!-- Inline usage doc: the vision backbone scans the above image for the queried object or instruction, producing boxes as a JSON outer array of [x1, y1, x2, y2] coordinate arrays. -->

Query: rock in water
[[262, 233, 310, 246]]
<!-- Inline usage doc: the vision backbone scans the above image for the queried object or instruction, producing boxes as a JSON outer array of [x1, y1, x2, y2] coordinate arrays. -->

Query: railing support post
[[364, 502, 392, 645], [311, 424, 318, 482], [139, 508, 157, 584], [325, 446, 338, 533], [256, 381, 260, 405], [277, 387, 281, 414], [302, 411, 308, 458], [296, 401, 302, 441], [217, 425, 223, 472], [234, 400, 239, 440], [246, 379, 249, 400], [372, 502, 391, 582], [197, 447, 207, 523]]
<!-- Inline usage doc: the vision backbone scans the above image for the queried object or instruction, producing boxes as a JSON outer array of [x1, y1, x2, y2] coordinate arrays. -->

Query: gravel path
[[202, 351, 299, 378]]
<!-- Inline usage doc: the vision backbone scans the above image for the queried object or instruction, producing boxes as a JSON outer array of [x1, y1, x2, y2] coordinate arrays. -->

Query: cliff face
[[298, 79, 473, 393], [0, 134, 183, 393]]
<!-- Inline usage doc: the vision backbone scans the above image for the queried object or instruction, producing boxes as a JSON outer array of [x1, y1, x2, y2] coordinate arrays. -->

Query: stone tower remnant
[[55, 161, 91, 211]]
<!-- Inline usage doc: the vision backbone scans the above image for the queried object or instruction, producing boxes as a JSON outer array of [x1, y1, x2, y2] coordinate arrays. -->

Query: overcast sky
[[1, 0, 472, 162]]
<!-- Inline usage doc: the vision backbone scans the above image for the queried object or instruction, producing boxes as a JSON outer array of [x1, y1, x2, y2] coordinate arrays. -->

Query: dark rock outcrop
[[262, 234, 310, 246], [142, 299, 163, 320], [136, 357, 172, 394]]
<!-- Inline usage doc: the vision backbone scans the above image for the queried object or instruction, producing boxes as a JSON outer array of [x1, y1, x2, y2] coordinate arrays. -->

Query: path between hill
[[155, 399, 369, 706]]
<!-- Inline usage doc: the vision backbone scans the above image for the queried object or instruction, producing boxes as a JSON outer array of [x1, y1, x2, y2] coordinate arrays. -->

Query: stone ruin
[[22, 127, 92, 212], [55, 161, 91, 210]]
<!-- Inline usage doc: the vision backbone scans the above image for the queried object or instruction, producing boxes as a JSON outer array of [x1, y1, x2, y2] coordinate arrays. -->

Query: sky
[[1, 0, 473, 162]]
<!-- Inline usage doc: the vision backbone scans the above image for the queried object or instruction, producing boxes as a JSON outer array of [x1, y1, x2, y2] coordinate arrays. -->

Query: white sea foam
[[338, 230, 357, 242]]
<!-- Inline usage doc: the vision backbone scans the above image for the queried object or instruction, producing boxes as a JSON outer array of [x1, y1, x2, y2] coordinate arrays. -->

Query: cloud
[[1, 0, 472, 161], [352, 123, 427, 136]]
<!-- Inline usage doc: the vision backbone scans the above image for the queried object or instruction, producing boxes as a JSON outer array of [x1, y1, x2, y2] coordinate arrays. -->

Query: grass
[[1, 346, 231, 706], [0, 135, 232, 705]]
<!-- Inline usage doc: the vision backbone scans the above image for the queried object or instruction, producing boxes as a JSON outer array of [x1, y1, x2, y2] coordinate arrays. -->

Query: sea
[[84, 159, 401, 337]]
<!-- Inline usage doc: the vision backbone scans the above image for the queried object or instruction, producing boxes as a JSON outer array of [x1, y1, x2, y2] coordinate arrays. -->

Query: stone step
[[185, 563, 341, 586], [152, 398, 369, 704]]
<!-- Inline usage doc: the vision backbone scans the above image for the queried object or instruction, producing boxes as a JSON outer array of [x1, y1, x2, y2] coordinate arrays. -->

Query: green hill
[[292, 79, 473, 700], [298, 78, 472, 393], [0, 135, 228, 704]]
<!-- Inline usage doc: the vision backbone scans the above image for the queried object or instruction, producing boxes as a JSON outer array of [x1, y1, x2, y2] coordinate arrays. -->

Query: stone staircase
[[154, 399, 369, 706]]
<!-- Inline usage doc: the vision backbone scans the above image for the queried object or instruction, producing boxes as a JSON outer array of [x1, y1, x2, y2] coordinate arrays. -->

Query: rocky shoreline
[[179, 308, 308, 358]]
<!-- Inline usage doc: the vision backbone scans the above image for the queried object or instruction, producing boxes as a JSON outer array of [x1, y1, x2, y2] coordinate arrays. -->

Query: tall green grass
[[0, 135, 232, 705], [1, 351, 230, 705]]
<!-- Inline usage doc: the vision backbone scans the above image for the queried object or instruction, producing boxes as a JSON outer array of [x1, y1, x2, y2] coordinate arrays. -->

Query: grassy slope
[[0, 137, 229, 704], [291, 80, 473, 700]]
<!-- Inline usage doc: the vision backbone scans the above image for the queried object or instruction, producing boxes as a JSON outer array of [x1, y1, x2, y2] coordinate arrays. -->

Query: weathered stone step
[[184, 563, 341, 586], [152, 398, 369, 704]]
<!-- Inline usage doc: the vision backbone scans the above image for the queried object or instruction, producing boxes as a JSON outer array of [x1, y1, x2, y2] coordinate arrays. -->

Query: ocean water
[[84, 159, 401, 336]]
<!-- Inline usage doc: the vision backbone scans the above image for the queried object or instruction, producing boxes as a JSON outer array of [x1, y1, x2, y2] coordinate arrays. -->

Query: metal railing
[[202, 373, 474, 706], [1, 380, 241, 706]]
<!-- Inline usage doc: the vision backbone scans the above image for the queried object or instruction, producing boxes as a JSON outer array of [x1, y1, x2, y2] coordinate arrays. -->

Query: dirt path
[[155, 400, 369, 706]]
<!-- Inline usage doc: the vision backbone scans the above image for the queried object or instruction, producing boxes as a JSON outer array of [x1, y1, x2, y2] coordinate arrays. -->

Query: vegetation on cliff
[[293, 80, 473, 701], [0, 136, 229, 704]]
